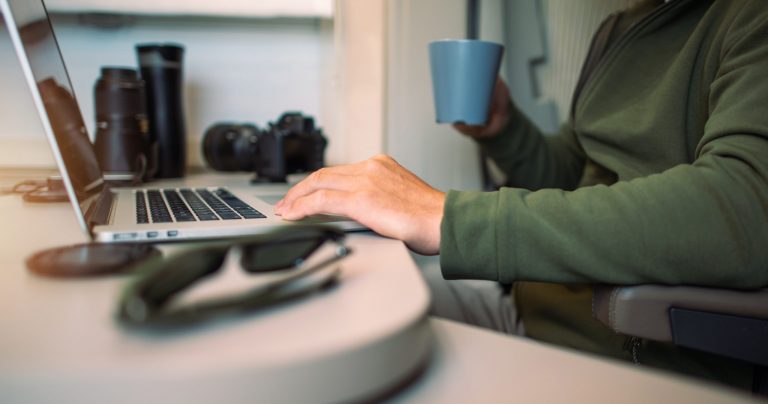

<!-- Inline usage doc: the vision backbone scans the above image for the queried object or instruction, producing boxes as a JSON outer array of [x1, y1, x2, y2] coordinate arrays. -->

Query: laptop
[[1, 0, 366, 242]]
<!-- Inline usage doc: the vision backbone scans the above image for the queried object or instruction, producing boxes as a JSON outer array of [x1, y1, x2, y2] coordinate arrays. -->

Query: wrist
[[427, 191, 446, 254], [404, 190, 444, 255]]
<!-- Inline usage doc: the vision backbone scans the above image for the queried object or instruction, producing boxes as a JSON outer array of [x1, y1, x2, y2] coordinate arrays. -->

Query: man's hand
[[274, 155, 445, 255], [453, 78, 511, 139]]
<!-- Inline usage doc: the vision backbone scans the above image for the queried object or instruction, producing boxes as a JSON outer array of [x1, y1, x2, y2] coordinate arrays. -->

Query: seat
[[592, 284, 768, 395]]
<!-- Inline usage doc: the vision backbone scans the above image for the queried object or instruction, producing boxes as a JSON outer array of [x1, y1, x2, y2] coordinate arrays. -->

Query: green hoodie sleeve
[[440, 1, 768, 289], [476, 104, 586, 191]]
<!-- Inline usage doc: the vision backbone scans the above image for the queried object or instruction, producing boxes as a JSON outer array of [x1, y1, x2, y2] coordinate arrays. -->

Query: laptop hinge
[[84, 185, 115, 231]]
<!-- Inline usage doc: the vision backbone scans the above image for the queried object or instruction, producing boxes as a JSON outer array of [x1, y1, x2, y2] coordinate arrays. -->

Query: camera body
[[203, 112, 327, 183]]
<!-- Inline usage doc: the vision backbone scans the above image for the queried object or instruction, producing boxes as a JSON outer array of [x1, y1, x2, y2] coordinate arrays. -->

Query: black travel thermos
[[137, 43, 186, 178]]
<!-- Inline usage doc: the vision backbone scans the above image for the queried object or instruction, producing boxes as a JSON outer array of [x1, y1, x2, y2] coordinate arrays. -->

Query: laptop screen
[[1, 0, 104, 218]]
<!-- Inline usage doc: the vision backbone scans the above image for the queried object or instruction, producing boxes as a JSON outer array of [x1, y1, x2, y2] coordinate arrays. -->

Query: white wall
[[332, 0, 387, 165], [0, 13, 335, 168], [0, 16, 56, 166], [537, 0, 635, 122], [386, 0, 483, 192]]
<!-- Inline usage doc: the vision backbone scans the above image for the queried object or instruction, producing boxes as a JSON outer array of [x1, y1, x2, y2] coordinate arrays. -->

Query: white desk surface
[[0, 172, 757, 403]]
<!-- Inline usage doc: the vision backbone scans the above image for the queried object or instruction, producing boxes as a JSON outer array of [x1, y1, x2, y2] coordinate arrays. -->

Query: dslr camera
[[202, 112, 328, 183]]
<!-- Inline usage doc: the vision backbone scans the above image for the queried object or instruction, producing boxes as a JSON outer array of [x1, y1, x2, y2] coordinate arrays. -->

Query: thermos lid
[[136, 42, 184, 52], [136, 43, 185, 67]]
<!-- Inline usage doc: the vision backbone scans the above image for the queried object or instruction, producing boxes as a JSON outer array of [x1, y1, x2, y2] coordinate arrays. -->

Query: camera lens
[[93, 67, 151, 179], [202, 124, 261, 172], [95, 68, 147, 122]]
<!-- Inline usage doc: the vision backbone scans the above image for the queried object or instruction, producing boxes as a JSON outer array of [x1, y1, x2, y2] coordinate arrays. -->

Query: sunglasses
[[116, 225, 352, 327]]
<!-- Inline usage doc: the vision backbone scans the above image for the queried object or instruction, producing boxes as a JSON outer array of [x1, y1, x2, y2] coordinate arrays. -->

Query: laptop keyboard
[[196, 189, 243, 220], [136, 192, 149, 224], [146, 190, 172, 223], [180, 189, 219, 221], [135, 188, 266, 224]]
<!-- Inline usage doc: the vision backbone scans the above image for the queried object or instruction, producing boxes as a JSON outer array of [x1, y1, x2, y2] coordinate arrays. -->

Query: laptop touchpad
[[258, 194, 285, 206]]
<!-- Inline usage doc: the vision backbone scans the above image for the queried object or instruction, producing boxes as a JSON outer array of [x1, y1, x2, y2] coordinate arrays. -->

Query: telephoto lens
[[137, 43, 186, 179], [93, 67, 152, 182]]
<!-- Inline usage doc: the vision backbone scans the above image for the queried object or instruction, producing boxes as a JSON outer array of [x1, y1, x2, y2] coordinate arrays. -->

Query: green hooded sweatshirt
[[439, 0, 768, 390]]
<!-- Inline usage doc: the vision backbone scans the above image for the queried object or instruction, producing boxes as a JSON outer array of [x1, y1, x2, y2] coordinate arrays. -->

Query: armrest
[[592, 285, 768, 342]]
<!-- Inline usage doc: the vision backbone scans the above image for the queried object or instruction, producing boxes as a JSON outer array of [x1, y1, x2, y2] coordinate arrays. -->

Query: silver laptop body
[[1, 0, 365, 242]]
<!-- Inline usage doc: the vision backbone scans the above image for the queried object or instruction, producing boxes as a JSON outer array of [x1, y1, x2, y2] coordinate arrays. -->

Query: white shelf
[[44, 0, 334, 19]]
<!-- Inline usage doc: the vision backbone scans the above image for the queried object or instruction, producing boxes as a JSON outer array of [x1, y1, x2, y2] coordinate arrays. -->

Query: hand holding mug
[[453, 78, 511, 139]]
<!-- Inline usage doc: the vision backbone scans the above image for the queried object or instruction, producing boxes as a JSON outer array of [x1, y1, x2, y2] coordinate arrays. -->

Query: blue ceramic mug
[[429, 39, 504, 125]]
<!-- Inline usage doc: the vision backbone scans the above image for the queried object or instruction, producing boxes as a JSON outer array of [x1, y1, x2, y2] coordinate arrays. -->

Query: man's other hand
[[274, 155, 445, 255], [453, 78, 511, 139]]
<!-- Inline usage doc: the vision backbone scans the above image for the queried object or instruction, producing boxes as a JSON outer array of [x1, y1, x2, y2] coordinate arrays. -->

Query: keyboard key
[[146, 190, 172, 223], [163, 189, 196, 222], [180, 189, 219, 221], [135, 191, 149, 224], [214, 188, 266, 219], [197, 188, 242, 220]]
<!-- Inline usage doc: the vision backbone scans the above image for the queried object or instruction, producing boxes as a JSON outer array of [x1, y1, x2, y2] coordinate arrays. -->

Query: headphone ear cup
[[117, 245, 229, 323]]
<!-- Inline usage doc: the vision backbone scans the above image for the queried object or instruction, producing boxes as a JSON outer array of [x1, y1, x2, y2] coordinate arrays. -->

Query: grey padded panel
[[592, 285, 768, 341], [502, 0, 559, 133]]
